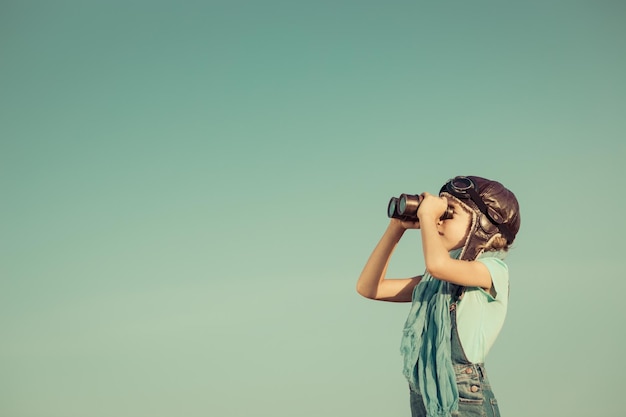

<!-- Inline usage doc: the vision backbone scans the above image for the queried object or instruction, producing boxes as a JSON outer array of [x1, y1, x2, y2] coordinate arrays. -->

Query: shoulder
[[475, 255, 509, 300], [476, 256, 508, 274]]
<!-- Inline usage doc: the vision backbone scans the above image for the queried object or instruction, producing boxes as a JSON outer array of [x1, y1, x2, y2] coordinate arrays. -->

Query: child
[[356, 176, 520, 417]]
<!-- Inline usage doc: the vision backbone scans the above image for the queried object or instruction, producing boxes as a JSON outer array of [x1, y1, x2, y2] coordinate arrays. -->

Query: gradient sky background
[[1, 1, 624, 416]]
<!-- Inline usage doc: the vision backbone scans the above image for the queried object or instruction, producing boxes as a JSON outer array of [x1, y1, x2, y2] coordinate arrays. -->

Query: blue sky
[[1, 1, 624, 416]]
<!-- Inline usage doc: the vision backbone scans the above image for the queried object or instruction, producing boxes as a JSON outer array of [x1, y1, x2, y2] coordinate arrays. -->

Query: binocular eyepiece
[[387, 194, 454, 222]]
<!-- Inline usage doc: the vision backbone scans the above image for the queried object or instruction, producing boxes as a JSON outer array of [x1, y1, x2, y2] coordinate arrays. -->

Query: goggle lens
[[450, 177, 473, 192]]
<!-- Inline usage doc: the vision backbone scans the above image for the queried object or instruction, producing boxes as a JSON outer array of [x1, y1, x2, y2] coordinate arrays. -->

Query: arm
[[356, 219, 423, 302], [417, 193, 492, 290]]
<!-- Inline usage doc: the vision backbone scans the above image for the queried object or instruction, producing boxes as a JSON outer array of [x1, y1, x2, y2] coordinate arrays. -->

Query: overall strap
[[449, 284, 472, 365], [449, 284, 466, 310]]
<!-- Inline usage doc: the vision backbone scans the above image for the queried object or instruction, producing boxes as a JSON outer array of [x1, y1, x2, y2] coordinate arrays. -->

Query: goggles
[[440, 176, 514, 243]]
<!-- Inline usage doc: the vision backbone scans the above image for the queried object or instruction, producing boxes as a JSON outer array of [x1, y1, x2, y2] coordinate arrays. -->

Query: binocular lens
[[398, 196, 406, 214], [387, 197, 398, 218], [398, 194, 420, 216]]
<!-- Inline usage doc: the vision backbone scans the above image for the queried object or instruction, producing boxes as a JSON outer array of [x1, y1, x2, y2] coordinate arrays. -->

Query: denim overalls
[[409, 291, 502, 417]]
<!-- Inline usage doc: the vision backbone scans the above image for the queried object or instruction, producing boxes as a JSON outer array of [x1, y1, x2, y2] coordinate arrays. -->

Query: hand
[[416, 192, 448, 222]]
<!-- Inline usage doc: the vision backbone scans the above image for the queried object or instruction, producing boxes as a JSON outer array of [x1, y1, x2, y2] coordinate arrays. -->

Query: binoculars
[[387, 194, 454, 221]]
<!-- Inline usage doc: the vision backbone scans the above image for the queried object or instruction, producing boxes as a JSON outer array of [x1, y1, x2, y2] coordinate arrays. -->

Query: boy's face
[[438, 199, 472, 251]]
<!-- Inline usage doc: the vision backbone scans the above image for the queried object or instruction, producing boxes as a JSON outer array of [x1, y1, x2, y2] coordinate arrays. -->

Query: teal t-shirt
[[455, 256, 509, 363]]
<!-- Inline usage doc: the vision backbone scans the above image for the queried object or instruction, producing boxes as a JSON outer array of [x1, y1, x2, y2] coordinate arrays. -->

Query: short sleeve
[[476, 257, 509, 301], [456, 256, 510, 363]]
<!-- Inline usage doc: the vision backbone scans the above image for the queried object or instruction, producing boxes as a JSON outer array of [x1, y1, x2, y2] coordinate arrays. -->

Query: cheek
[[456, 219, 472, 243], [461, 214, 472, 235]]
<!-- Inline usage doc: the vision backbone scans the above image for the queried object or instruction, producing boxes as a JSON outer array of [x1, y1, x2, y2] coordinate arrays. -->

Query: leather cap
[[440, 176, 520, 261]]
